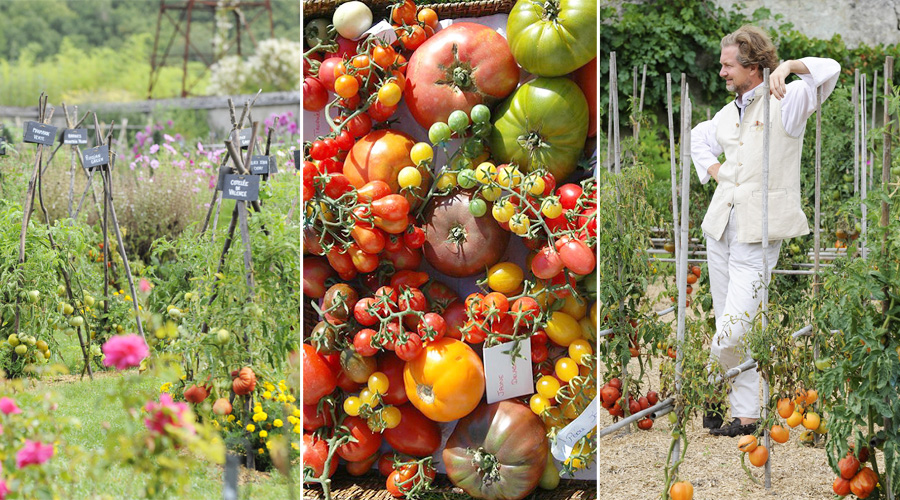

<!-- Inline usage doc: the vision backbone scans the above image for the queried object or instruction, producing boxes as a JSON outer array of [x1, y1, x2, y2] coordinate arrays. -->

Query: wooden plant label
[[268, 156, 278, 174], [239, 129, 252, 149], [249, 155, 270, 175], [222, 174, 260, 201], [63, 128, 89, 145], [81, 145, 110, 170], [23, 121, 57, 145], [294, 149, 301, 170]]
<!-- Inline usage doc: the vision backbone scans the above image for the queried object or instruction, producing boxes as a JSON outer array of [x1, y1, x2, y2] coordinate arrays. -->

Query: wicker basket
[[303, 470, 597, 500], [302, 1, 596, 498]]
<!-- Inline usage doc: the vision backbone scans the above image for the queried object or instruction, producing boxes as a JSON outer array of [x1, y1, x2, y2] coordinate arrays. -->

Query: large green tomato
[[506, 0, 597, 77], [489, 77, 588, 182]]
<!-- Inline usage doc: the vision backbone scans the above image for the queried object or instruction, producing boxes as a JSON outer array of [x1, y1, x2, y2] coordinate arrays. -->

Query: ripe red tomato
[[303, 344, 337, 405], [391, 0, 416, 24], [344, 113, 372, 138], [511, 297, 540, 324], [302, 401, 334, 432], [531, 342, 549, 363], [385, 244, 422, 271], [382, 403, 442, 457], [337, 416, 383, 462], [368, 101, 398, 122], [318, 57, 342, 92], [377, 352, 409, 405], [372, 195, 411, 221], [418, 313, 446, 341], [403, 226, 426, 249], [557, 184, 583, 210], [304, 77, 328, 111], [303, 433, 338, 478], [531, 245, 565, 279], [559, 239, 595, 275], [399, 25, 427, 50], [372, 44, 396, 69], [302, 256, 334, 298], [390, 270, 429, 289], [482, 292, 510, 314], [326, 36, 359, 59], [353, 329, 380, 357], [378, 452, 397, 477], [441, 301, 467, 340], [395, 333, 424, 361]]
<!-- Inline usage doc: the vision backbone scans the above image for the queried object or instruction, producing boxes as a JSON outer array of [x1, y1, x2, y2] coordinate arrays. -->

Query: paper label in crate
[[483, 341, 532, 404], [357, 20, 397, 43], [550, 396, 597, 462]]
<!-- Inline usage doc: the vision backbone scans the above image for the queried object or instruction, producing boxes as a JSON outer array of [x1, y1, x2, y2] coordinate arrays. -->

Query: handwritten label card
[[550, 396, 598, 461], [64, 128, 89, 145], [23, 121, 57, 146], [483, 341, 533, 404], [222, 174, 260, 202], [238, 129, 252, 149], [249, 155, 270, 175], [81, 145, 110, 170]]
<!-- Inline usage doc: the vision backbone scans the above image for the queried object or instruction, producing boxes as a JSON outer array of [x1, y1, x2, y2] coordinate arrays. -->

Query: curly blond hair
[[721, 25, 779, 73]]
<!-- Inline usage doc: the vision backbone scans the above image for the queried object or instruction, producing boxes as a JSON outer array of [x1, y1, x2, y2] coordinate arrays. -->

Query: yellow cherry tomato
[[491, 200, 515, 223], [359, 388, 378, 407], [475, 162, 497, 184], [435, 171, 457, 190], [541, 197, 563, 219], [377, 82, 402, 106], [536, 375, 561, 400], [343, 396, 362, 416], [509, 214, 530, 235], [382, 405, 402, 429], [397, 166, 422, 189], [555, 357, 579, 382], [579, 316, 596, 343], [529, 394, 551, 415], [480, 186, 501, 201], [486, 262, 524, 294], [545, 311, 583, 347], [334, 75, 360, 99], [410, 142, 433, 165], [590, 303, 598, 329], [568, 339, 593, 365], [497, 165, 522, 188], [560, 294, 587, 319], [524, 174, 545, 195], [367, 371, 390, 394]]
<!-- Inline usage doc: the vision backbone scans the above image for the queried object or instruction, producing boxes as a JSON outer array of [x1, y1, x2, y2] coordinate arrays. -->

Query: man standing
[[691, 25, 840, 436]]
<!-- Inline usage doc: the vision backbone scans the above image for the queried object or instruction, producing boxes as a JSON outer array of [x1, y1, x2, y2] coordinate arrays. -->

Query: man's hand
[[769, 62, 791, 100], [707, 163, 721, 182]]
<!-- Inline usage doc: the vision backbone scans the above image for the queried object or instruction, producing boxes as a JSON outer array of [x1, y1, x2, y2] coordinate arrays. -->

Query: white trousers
[[705, 209, 781, 419]]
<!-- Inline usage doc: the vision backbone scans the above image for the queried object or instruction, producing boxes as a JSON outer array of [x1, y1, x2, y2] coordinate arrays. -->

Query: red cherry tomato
[[303, 77, 328, 112], [557, 184, 583, 210], [403, 226, 426, 249], [353, 329, 380, 357], [417, 313, 446, 341]]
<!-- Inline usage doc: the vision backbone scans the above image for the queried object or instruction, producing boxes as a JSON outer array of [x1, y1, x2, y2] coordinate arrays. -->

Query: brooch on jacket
[[752, 120, 764, 132]]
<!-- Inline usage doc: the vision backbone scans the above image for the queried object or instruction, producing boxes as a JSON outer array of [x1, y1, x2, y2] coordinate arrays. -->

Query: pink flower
[[149, 144, 159, 154], [16, 440, 54, 469], [0, 478, 7, 500], [150, 159, 160, 169], [138, 278, 153, 294], [101, 335, 149, 370], [164, 133, 175, 142], [144, 394, 195, 437], [0, 397, 21, 415]]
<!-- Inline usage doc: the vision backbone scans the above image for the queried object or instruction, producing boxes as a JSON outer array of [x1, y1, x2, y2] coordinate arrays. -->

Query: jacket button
[[736, 123, 740, 127], [739, 141, 744, 146], [727, 203, 732, 207], [735, 182, 740, 187]]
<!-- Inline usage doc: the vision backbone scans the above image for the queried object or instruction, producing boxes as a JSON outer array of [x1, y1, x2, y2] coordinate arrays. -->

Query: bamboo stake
[[611, 52, 620, 174], [761, 68, 772, 489], [854, 70, 860, 196], [862, 73, 869, 259], [880, 57, 894, 500]]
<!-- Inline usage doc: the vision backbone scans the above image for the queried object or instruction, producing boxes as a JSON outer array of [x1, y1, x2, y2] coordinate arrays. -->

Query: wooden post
[[854, 70, 860, 196], [880, 57, 894, 500], [861, 73, 868, 259]]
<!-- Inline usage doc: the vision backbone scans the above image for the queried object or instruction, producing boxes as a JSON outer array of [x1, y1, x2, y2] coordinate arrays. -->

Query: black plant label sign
[[81, 145, 110, 170], [294, 150, 301, 171], [269, 156, 278, 174], [64, 129, 89, 145], [249, 155, 270, 175], [222, 174, 260, 201], [23, 121, 57, 145], [239, 129, 252, 149]]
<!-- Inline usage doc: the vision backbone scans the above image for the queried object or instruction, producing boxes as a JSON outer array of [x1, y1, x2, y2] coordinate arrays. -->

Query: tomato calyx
[[447, 223, 468, 246], [435, 44, 480, 94], [469, 446, 502, 484], [517, 129, 551, 154], [540, 0, 561, 22], [415, 382, 436, 405]]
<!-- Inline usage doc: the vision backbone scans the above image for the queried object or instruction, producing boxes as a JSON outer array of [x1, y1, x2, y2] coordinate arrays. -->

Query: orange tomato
[[770, 424, 789, 444], [343, 129, 416, 193], [748, 445, 768, 467], [669, 481, 694, 500], [802, 411, 821, 430], [403, 338, 485, 422], [776, 397, 794, 419], [738, 435, 757, 453], [372, 44, 396, 69], [417, 8, 438, 28], [805, 389, 818, 405], [786, 410, 803, 428]]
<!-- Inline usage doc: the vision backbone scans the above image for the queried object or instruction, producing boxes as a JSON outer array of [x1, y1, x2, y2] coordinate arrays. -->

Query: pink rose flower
[[0, 397, 21, 415], [15, 440, 54, 469], [101, 335, 149, 370], [144, 394, 195, 437]]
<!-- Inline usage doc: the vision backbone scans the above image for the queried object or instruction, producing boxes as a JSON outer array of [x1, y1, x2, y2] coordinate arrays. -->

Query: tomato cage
[[597, 48, 898, 499]]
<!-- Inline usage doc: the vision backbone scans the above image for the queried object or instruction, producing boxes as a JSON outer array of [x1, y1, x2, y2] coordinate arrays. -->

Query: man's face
[[719, 44, 755, 95]]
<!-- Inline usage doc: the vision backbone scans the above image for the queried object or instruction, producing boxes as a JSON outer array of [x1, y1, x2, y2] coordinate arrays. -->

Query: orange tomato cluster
[[833, 446, 877, 498]]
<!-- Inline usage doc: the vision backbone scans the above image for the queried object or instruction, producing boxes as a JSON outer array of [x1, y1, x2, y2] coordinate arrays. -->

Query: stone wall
[[715, 0, 900, 48]]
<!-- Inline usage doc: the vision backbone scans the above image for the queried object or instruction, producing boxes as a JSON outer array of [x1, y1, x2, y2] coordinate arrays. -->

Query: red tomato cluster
[[459, 292, 540, 345], [599, 377, 660, 429]]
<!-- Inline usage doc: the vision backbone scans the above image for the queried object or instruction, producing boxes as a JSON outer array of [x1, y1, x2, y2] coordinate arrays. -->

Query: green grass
[[22, 373, 301, 499]]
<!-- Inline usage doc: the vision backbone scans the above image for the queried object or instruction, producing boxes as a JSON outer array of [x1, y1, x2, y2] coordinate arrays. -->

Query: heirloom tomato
[[443, 401, 548, 499], [303, 343, 337, 405], [343, 130, 429, 204], [303, 433, 339, 479], [337, 416, 383, 462], [403, 338, 485, 422], [404, 23, 520, 129], [383, 403, 442, 457], [490, 77, 589, 182], [378, 352, 409, 406], [506, 0, 596, 77]]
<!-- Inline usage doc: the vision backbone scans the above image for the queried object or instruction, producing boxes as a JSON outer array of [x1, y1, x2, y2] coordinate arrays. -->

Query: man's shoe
[[709, 418, 758, 437], [702, 403, 725, 429]]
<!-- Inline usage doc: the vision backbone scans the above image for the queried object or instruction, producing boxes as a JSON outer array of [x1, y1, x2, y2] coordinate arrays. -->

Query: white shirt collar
[[735, 82, 765, 109]]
